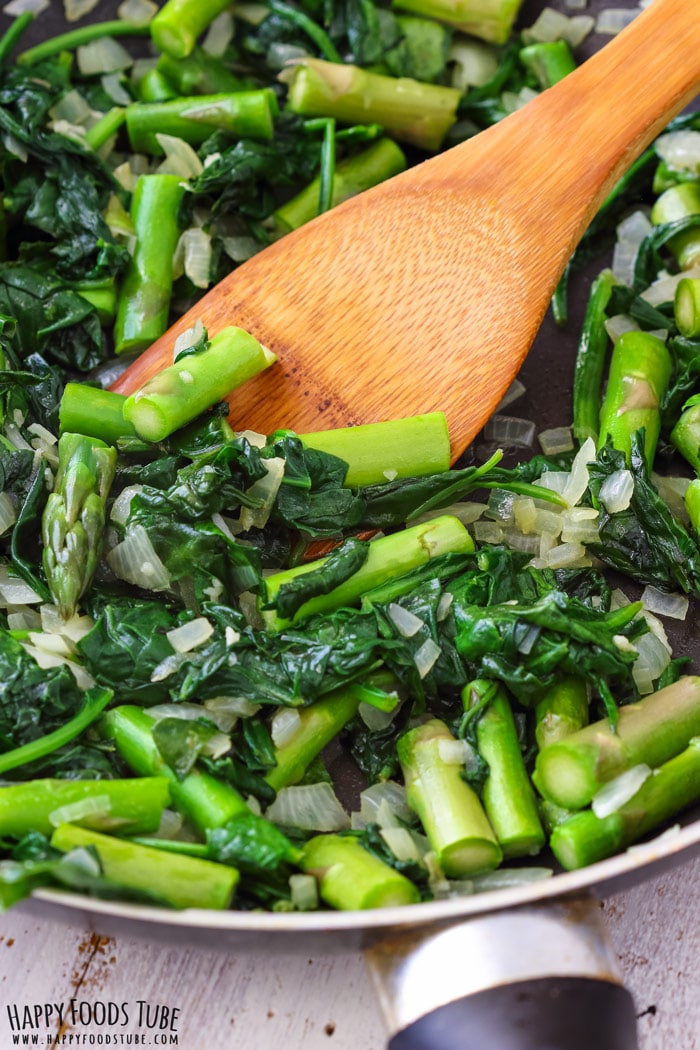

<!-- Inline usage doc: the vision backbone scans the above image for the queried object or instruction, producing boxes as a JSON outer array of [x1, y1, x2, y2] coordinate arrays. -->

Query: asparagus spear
[[125, 91, 278, 153], [297, 411, 449, 488], [282, 58, 460, 151], [301, 834, 420, 909], [597, 330, 672, 466], [51, 824, 238, 910], [398, 718, 502, 876], [685, 478, 700, 535], [534, 674, 589, 750], [551, 738, 700, 870], [59, 384, 136, 446], [266, 686, 362, 791], [123, 327, 277, 443], [100, 705, 249, 834], [261, 514, 474, 630], [150, 0, 234, 59], [390, 0, 524, 44], [674, 276, 700, 338], [533, 676, 700, 810], [271, 139, 407, 235], [670, 398, 700, 472], [113, 174, 185, 356], [42, 433, 117, 620], [464, 681, 545, 859], [520, 40, 576, 88], [650, 182, 700, 270], [156, 48, 252, 97], [0, 778, 170, 839]]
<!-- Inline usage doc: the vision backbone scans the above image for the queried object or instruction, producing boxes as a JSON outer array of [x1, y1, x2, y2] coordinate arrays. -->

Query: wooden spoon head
[[113, 147, 556, 460]]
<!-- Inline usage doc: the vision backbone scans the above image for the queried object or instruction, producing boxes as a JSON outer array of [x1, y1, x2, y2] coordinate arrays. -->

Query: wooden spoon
[[113, 0, 700, 461]]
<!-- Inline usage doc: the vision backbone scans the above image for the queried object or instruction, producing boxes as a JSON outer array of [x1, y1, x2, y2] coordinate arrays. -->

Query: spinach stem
[[18, 21, 150, 66]]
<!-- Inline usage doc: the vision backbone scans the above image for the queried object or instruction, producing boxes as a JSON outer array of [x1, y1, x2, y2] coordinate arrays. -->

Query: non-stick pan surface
[[4, 2, 700, 1043]]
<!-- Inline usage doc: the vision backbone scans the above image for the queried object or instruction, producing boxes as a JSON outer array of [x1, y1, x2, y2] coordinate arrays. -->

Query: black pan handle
[[388, 975, 637, 1050], [365, 898, 639, 1050]]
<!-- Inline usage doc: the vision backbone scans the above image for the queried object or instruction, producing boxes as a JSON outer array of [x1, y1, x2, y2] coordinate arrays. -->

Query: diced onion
[[77, 38, 133, 75], [4, 0, 49, 13], [64, 0, 99, 18], [437, 592, 454, 621], [265, 782, 350, 831], [148, 702, 211, 722], [380, 827, 424, 864], [172, 227, 212, 289], [596, 7, 638, 34], [562, 436, 596, 507], [641, 585, 689, 621], [473, 519, 503, 544], [359, 781, 413, 824], [641, 266, 700, 306], [202, 11, 234, 55], [110, 484, 143, 526], [0, 492, 16, 536], [289, 873, 319, 911], [359, 702, 398, 731], [222, 235, 263, 263], [239, 458, 286, 531], [101, 73, 132, 106], [48, 795, 112, 828], [495, 379, 526, 412], [656, 130, 700, 174], [156, 134, 204, 179], [387, 603, 424, 638], [39, 604, 93, 643], [632, 631, 672, 693], [484, 414, 536, 448], [592, 764, 651, 818], [173, 319, 205, 362], [107, 524, 171, 592], [204, 696, 261, 730], [0, 566, 43, 606], [151, 808, 184, 840], [7, 609, 42, 631], [20, 644, 95, 690], [448, 39, 498, 92], [49, 89, 94, 128], [270, 707, 302, 749], [117, 0, 158, 24], [487, 487, 515, 522], [599, 468, 634, 513], [522, 7, 594, 46], [166, 617, 214, 653], [538, 426, 574, 455], [413, 638, 441, 679], [545, 541, 589, 568], [534, 470, 570, 497]]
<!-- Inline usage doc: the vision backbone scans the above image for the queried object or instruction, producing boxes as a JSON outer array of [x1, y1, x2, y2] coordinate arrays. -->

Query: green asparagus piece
[[156, 48, 253, 97], [0, 778, 170, 839], [597, 329, 672, 465], [535, 674, 590, 751], [261, 514, 474, 630], [123, 327, 277, 443], [42, 433, 117, 619], [51, 824, 238, 909], [551, 738, 700, 870], [71, 278, 118, 324], [84, 108, 126, 153], [17, 21, 150, 66], [301, 834, 420, 909], [390, 0, 523, 44], [533, 676, 700, 810], [674, 276, 700, 338], [282, 58, 460, 151], [59, 384, 136, 445], [650, 181, 700, 269], [464, 681, 545, 859], [125, 91, 278, 153], [685, 478, 700, 535], [297, 411, 449, 487], [266, 687, 362, 791], [151, 0, 234, 59], [113, 174, 185, 355], [573, 269, 617, 444], [137, 66, 180, 103], [0, 687, 112, 776], [520, 40, 576, 88], [670, 398, 700, 472], [271, 139, 407, 235], [100, 705, 249, 834], [398, 718, 502, 876]]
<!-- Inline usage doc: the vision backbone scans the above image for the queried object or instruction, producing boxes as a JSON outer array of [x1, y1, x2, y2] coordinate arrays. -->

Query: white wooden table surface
[[1, 855, 699, 1049]]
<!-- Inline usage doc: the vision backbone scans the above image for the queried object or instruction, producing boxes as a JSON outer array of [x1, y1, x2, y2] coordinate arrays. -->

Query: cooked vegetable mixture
[[0, 0, 699, 913]]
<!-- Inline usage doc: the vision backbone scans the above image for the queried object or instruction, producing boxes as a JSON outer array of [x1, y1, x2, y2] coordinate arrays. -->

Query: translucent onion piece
[[166, 617, 214, 653], [172, 227, 212, 289], [4, 0, 49, 13], [471, 867, 554, 892], [656, 130, 700, 173], [157, 135, 204, 179], [64, 0, 99, 18], [413, 638, 441, 679], [40, 604, 93, 643], [110, 484, 143, 526], [222, 235, 263, 263], [487, 487, 515, 522], [48, 795, 112, 829], [599, 468, 634, 513], [265, 782, 350, 831], [495, 378, 526, 412], [545, 542, 588, 569], [617, 208, 652, 245], [596, 7, 638, 34], [437, 738, 472, 765], [534, 470, 570, 497], [7, 609, 42, 632], [359, 781, 413, 824], [289, 873, 319, 911], [387, 602, 424, 638], [117, 0, 158, 24], [632, 631, 672, 693], [20, 644, 95, 691], [641, 265, 700, 306], [437, 592, 454, 622], [538, 426, 574, 455], [202, 11, 234, 55], [513, 496, 537, 534], [0, 566, 42, 606], [358, 702, 398, 731], [641, 585, 689, 621], [101, 73, 132, 106], [204, 695, 261, 726], [239, 458, 286, 531], [148, 702, 211, 722], [77, 38, 133, 75], [484, 414, 536, 448], [270, 707, 302, 749], [107, 524, 171, 592], [562, 436, 596, 507], [0, 492, 16, 535], [523, 7, 593, 46], [380, 827, 424, 864], [49, 89, 93, 127], [448, 39, 498, 92], [172, 318, 206, 362], [592, 764, 652, 818]]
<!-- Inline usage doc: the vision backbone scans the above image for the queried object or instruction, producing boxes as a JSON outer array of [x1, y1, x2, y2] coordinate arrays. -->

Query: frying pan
[[3, 0, 700, 1047]]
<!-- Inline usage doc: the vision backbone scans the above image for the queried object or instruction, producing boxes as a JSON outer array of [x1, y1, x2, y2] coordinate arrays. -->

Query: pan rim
[[26, 814, 700, 934]]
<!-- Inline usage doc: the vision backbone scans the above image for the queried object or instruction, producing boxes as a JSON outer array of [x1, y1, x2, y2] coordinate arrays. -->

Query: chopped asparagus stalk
[[651, 182, 700, 270], [597, 330, 672, 466], [671, 400, 700, 472], [551, 738, 700, 870], [59, 384, 136, 445], [282, 58, 460, 151], [398, 718, 502, 876], [533, 676, 700, 810], [535, 674, 590, 750], [301, 834, 420, 909], [151, 0, 235, 59], [123, 327, 276, 443], [465, 681, 545, 859], [0, 777, 170, 839], [42, 433, 117, 620], [390, 0, 524, 44], [51, 824, 238, 910], [100, 705, 249, 833], [674, 276, 700, 338], [125, 91, 278, 153], [298, 411, 449, 488], [520, 40, 576, 88], [261, 514, 474, 630]]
